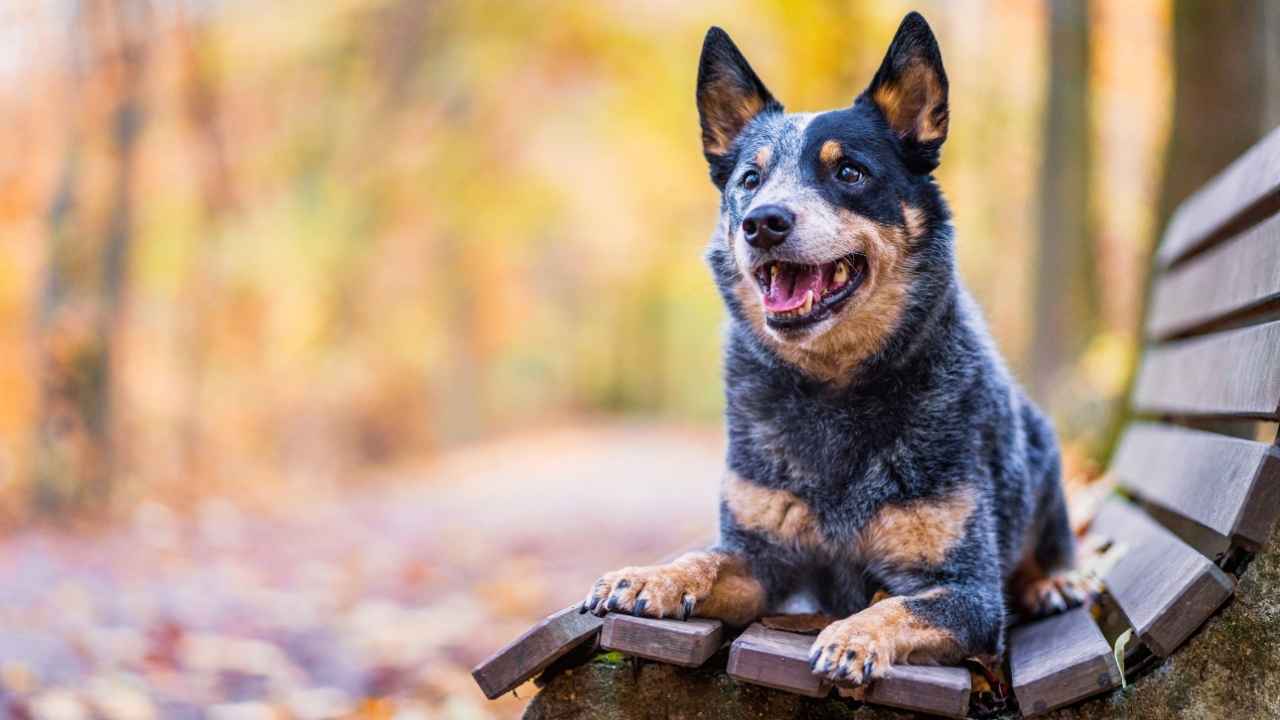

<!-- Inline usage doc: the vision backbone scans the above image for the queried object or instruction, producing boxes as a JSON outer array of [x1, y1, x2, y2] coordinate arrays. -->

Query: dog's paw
[[1017, 571, 1098, 618], [808, 614, 894, 685], [580, 562, 713, 620]]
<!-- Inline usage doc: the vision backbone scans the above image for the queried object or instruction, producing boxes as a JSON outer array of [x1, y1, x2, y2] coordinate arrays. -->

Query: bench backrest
[[1113, 125, 1280, 561]]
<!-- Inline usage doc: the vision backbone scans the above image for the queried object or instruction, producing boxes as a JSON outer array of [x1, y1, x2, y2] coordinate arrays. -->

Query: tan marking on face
[[819, 139, 843, 165], [872, 59, 948, 143], [811, 590, 964, 682], [858, 487, 976, 567], [730, 207, 915, 385], [703, 84, 766, 156], [754, 144, 773, 169], [723, 471, 824, 550], [587, 549, 765, 626]]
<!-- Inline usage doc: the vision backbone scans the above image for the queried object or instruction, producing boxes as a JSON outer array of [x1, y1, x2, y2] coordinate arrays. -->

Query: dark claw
[[587, 595, 601, 612], [615, 579, 630, 590], [681, 596, 695, 620], [808, 648, 822, 671], [863, 656, 875, 681], [634, 597, 648, 617], [606, 594, 620, 611]]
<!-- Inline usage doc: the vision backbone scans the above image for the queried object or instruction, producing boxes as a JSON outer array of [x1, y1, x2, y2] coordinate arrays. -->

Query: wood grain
[[1157, 124, 1280, 268], [1148, 209, 1280, 339], [1090, 498, 1234, 657], [470, 606, 603, 700], [1009, 606, 1121, 716], [727, 623, 831, 698], [866, 664, 972, 719], [1110, 422, 1280, 555], [1132, 320, 1280, 420], [727, 623, 971, 715], [600, 615, 723, 667]]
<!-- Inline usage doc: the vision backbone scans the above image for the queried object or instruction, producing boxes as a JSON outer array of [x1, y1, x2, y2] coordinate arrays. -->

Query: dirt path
[[0, 422, 724, 719]]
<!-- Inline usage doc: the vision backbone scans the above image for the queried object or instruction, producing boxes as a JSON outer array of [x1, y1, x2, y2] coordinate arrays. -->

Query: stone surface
[[1046, 521, 1280, 720], [523, 656, 922, 720]]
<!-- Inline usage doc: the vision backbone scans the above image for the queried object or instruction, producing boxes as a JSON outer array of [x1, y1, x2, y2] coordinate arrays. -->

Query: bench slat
[[1009, 606, 1121, 716], [867, 664, 972, 719], [726, 623, 830, 698], [726, 623, 971, 716], [1090, 499, 1234, 656], [600, 615, 723, 667], [1147, 210, 1280, 339], [1132, 320, 1280, 420], [471, 606, 603, 699], [1157, 125, 1280, 268], [1111, 422, 1280, 555]]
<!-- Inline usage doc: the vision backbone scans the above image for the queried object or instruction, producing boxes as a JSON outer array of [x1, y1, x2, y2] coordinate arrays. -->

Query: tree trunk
[[1029, 0, 1098, 405], [33, 0, 149, 514]]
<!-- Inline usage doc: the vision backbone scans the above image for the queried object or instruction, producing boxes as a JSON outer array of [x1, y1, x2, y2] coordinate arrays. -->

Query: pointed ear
[[863, 12, 949, 174], [697, 27, 782, 188]]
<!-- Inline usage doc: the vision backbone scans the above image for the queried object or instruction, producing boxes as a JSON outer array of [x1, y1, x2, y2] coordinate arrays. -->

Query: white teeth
[[833, 261, 848, 285], [801, 290, 813, 315]]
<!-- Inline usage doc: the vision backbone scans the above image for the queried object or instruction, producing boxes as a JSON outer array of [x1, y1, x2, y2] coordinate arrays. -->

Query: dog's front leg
[[581, 549, 766, 626], [807, 583, 1002, 685]]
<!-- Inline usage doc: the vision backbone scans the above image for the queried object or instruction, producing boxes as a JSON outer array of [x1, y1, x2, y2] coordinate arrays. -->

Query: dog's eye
[[740, 170, 760, 190], [836, 163, 864, 184]]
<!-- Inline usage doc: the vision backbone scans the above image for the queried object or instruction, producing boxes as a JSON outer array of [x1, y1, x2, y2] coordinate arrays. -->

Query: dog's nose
[[741, 205, 794, 249]]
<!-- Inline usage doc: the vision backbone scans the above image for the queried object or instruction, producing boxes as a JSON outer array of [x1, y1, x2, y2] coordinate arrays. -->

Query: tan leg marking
[[722, 471, 824, 550], [857, 487, 977, 567], [808, 591, 962, 684], [583, 551, 765, 626]]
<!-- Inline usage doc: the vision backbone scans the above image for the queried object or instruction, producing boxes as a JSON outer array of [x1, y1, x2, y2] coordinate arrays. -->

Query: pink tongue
[[764, 264, 826, 312]]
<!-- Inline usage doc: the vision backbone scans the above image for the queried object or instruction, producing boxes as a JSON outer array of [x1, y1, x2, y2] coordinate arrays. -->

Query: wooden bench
[[472, 125, 1280, 717]]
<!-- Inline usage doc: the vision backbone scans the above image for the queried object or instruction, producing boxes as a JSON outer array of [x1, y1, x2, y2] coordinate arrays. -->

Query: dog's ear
[[862, 12, 949, 174], [697, 27, 782, 189]]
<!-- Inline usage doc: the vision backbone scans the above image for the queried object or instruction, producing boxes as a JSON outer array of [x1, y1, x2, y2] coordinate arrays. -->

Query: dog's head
[[700, 13, 952, 382]]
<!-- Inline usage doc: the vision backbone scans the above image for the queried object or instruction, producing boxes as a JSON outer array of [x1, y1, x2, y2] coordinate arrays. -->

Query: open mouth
[[753, 254, 868, 329]]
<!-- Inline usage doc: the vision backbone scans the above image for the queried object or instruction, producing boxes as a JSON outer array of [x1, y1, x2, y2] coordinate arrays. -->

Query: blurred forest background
[[0, 0, 1279, 718]]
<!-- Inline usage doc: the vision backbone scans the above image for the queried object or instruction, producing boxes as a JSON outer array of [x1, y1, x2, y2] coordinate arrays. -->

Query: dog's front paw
[[808, 615, 894, 685], [580, 561, 713, 620]]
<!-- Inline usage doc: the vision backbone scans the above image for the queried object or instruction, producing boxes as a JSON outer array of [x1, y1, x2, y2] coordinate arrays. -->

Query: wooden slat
[[1132, 320, 1280, 420], [600, 615, 723, 667], [727, 623, 830, 698], [1111, 422, 1280, 555], [1148, 210, 1280, 339], [1157, 124, 1280, 268], [866, 664, 971, 719], [727, 624, 971, 715], [1009, 606, 1121, 716], [471, 606, 603, 699], [1090, 498, 1234, 656]]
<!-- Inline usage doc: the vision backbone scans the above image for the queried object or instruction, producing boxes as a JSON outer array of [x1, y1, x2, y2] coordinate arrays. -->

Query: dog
[[581, 12, 1088, 685]]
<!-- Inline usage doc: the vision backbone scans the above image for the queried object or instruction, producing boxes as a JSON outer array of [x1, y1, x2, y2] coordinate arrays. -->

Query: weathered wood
[[1111, 422, 1280, 555], [1132, 320, 1280, 420], [470, 606, 603, 700], [727, 623, 830, 698], [866, 664, 972, 719], [1009, 606, 1121, 716], [726, 623, 971, 715], [1157, 124, 1280, 268], [1090, 498, 1234, 656], [1148, 209, 1280, 339], [600, 615, 723, 668]]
